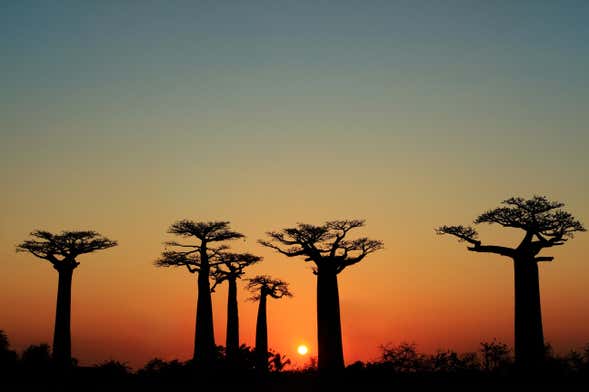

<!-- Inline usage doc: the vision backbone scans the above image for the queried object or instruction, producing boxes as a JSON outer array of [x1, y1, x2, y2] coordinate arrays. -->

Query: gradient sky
[[1, 1, 588, 369]]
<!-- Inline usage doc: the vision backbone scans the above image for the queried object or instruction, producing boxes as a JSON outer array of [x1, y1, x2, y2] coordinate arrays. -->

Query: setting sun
[[297, 345, 309, 355]]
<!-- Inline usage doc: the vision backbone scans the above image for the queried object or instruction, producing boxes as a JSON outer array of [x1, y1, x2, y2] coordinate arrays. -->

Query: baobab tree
[[210, 252, 262, 361], [155, 220, 244, 365], [246, 275, 292, 372], [437, 196, 585, 370], [16, 230, 117, 369], [259, 219, 383, 372]]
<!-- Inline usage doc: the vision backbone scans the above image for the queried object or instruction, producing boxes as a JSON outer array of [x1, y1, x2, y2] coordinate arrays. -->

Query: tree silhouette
[[16, 230, 117, 370], [0, 330, 18, 373], [0, 331, 9, 352], [246, 275, 292, 372], [380, 342, 424, 373], [155, 220, 244, 365], [210, 252, 262, 361], [21, 343, 52, 372], [259, 220, 383, 372], [437, 196, 585, 370], [269, 351, 291, 372], [480, 339, 511, 372]]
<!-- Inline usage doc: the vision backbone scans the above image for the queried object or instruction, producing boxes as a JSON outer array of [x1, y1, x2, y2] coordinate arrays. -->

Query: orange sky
[[1, 202, 588, 369]]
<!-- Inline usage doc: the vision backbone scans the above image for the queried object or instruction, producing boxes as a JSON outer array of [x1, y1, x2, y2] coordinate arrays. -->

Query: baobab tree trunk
[[513, 258, 545, 371], [225, 277, 239, 361], [53, 267, 74, 369], [255, 293, 268, 372], [194, 258, 216, 364], [316, 267, 345, 372]]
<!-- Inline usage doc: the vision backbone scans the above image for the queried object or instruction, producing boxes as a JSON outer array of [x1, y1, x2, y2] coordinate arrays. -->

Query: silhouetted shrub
[[231, 344, 256, 370], [380, 342, 426, 373], [137, 357, 191, 382], [563, 350, 585, 373], [269, 351, 291, 372], [0, 331, 9, 352], [21, 343, 52, 372], [0, 330, 18, 377], [480, 339, 512, 373], [94, 360, 131, 378], [428, 349, 479, 373], [3, 338, 589, 389]]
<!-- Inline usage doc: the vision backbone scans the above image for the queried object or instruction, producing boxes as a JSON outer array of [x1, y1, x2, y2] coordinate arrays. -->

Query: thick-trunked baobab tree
[[211, 252, 261, 362], [246, 275, 292, 372], [260, 219, 383, 372], [155, 220, 244, 366], [17, 230, 117, 370], [437, 196, 585, 371]]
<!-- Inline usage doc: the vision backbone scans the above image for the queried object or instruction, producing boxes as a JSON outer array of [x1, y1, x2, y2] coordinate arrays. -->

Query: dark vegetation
[[2, 330, 589, 391], [8, 196, 587, 389]]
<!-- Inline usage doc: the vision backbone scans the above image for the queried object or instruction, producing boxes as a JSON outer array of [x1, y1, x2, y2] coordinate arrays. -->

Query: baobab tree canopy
[[155, 221, 245, 273], [16, 230, 118, 268], [168, 220, 245, 242], [211, 252, 262, 291], [259, 219, 384, 274], [437, 196, 585, 260], [246, 275, 292, 301], [155, 247, 228, 273]]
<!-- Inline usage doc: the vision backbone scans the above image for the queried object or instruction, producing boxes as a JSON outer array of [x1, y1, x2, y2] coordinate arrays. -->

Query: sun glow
[[297, 344, 309, 355]]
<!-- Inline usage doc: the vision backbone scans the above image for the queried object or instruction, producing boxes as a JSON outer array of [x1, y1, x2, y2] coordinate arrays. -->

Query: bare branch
[[467, 244, 516, 258], [325, 219, 365, 258], [335, 237, 384, 273], [437, 225, 515, 257], [436, 225, 480, 245], [210, 252, 262, 289], [258, 240, 307, 257], [163, 241, 201, 249], [155, 250, 200, 272]]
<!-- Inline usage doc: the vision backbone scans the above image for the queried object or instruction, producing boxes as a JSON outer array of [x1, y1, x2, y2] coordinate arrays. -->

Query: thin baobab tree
[[259, 219, 383, 372], [210, 252, 262, 361], [155, 220, 244, 365], [246, 275, 292, 372], [16, 230, 117, 370], [437, 196, 585, 370]]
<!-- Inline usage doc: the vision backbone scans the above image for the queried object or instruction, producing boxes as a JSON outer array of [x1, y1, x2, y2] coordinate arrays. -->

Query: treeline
[[2, 331, 589, 390]]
